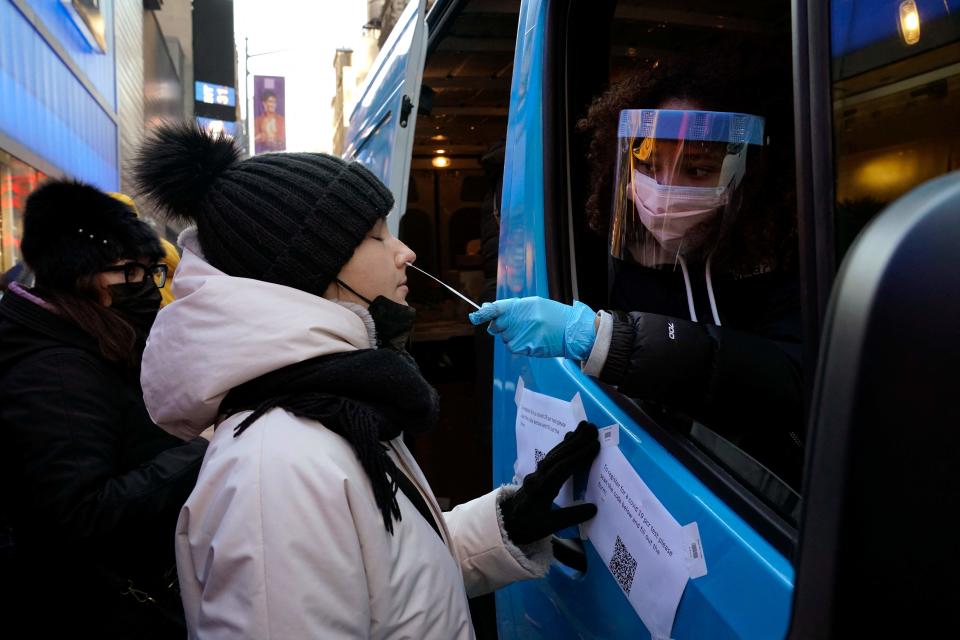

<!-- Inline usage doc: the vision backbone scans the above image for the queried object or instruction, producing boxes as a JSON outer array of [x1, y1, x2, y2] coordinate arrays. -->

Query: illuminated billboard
[[195, 81, 237, 107]]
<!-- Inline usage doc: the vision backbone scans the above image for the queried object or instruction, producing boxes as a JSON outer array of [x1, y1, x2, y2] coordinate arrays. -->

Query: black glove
[[501, 421, 601, 545]]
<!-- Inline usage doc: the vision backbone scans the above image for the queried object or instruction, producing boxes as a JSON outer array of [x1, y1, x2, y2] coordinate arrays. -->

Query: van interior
[[399, 0, 519, 515], [832, 4, 960, 257]]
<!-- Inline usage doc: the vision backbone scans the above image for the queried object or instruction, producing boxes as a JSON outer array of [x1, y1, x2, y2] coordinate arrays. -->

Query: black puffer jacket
[[599, 259, 803, 485], [0, 288, 208, 638]]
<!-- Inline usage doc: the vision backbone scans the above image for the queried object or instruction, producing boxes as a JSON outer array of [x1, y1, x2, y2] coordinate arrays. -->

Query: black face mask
[[108, 279, 162, 333], [336, 279, 416, 351], [367, 295, 417, 351]]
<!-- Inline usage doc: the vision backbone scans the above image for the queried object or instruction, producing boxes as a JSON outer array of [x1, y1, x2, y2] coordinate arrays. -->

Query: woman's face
[[94, 258, 152, 306], [326, 218, 416, 306], [632, 98, 728, 188]]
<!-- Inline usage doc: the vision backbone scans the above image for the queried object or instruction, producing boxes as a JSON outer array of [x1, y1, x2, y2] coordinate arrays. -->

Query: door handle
[[399, 95, 414, 128]]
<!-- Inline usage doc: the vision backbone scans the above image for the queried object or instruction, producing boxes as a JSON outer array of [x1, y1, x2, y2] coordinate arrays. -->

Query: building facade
[[331, 0, 392, 156], [0, 0, 196, 271]]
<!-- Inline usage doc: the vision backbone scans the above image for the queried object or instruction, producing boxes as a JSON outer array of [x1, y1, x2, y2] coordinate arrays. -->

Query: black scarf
[[220, 348, 439, 534]]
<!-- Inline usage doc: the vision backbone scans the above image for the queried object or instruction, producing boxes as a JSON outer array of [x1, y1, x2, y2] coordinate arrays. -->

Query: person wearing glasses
[[108, 191, 181, 308], [0, 180, 208, 638]]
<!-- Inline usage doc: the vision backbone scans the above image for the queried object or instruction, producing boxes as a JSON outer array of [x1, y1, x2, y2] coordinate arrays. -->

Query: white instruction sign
[[513, 378, 587, 507], [583, 445, 707, 639]]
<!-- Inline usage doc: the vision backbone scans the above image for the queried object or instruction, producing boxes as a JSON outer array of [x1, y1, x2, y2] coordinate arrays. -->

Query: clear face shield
[[610, 109, 765, 266]]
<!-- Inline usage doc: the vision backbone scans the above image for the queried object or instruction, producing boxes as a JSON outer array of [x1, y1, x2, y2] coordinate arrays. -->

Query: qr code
[[534, 448, 546, 465], [609, 536, 638, 595]]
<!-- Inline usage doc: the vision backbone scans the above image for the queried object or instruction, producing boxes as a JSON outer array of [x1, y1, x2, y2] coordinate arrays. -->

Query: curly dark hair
[[577, 48, 798, 274]]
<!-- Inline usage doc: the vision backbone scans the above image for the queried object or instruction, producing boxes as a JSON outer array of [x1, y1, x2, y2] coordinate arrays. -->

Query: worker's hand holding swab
[[468, 296, 597, 360]]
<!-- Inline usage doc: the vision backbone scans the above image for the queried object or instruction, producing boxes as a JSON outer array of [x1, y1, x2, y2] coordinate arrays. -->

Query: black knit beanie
[[21, 180, 164, 290], [132, 122, 394, 297]]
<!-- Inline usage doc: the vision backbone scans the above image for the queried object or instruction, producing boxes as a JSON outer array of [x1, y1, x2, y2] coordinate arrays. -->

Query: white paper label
[[584, 446, 698, 639], [513, 378, 587, 506]]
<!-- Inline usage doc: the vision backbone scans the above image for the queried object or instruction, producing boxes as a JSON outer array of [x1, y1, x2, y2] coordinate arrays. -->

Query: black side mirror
[[789, 171, 960, 638]]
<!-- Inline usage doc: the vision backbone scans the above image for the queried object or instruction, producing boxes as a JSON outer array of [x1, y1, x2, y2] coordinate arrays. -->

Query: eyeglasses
[[101, 262, 168, 288]]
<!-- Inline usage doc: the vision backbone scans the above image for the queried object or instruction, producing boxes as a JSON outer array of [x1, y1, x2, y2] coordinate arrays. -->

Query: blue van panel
[[493, 1, 793, 637], [1, 0, 118, 188], [341, 1, 419, 185], [495, 0, 550, 301]]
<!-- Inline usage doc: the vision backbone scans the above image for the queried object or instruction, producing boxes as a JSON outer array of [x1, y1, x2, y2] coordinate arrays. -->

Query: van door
[[341, 0, 428, 234]]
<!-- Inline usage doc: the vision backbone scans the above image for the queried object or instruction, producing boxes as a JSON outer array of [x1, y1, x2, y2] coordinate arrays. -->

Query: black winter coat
[[601, 259, 804, 486], [0, 289, 207, 638]]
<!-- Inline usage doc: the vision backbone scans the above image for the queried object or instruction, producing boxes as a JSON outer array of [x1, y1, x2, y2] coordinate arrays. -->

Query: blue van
[[343, 0, 960, 637]]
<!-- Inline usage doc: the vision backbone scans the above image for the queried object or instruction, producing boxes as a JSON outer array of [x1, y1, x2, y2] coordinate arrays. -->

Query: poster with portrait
[[253, 76, 286, 154]]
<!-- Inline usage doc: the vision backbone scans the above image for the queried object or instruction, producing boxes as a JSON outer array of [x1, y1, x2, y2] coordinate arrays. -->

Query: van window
[[561, 0, 803, 529], [832, 0, 960, 260]]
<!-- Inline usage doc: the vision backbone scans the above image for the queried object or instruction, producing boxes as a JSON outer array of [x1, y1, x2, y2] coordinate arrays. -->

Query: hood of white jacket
[[141, 228, 373, 439]]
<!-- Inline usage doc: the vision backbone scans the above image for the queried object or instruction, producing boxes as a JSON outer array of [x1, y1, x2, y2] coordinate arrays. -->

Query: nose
[[397, 241, 416, 268]]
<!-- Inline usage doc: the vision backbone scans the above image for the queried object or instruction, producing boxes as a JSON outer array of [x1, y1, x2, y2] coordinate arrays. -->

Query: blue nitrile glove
[[468, 296, 597, 361]]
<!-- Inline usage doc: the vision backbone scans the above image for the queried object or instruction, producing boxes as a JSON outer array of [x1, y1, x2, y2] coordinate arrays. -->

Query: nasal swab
[[405, 262, 481, 310]]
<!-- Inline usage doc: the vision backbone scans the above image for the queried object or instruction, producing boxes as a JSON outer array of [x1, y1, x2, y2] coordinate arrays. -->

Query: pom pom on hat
[[133, 122, 242, 226]]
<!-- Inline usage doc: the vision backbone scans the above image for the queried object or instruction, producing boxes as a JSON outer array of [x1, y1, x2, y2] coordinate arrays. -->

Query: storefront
[[0, 0, 122, 270], [0, 150, 46, 272]]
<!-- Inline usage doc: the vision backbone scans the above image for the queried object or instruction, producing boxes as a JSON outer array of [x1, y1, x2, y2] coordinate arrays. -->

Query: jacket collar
[[141, 227, 374, 439], [0, 285, 98, 354]]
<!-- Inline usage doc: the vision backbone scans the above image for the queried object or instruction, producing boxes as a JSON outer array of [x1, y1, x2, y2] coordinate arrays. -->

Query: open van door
[[341, 0, 428, 235]]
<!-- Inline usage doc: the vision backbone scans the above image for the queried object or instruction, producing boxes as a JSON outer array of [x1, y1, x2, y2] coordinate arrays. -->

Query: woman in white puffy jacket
[[132, 123, 600, 639]]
